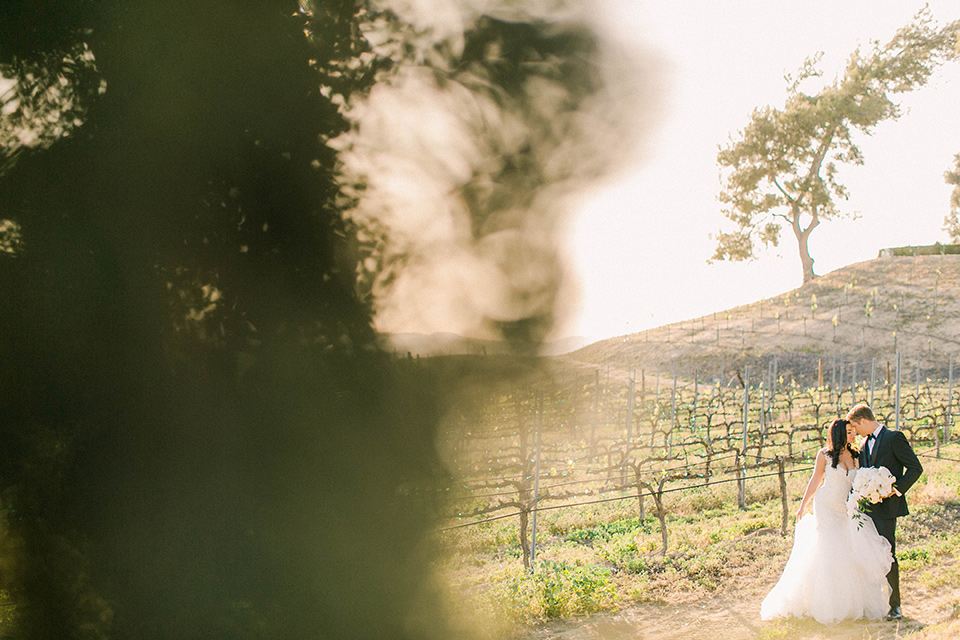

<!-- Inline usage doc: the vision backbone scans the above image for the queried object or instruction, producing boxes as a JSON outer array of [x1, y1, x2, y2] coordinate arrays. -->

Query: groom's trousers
[[872, 516, 900, 608]]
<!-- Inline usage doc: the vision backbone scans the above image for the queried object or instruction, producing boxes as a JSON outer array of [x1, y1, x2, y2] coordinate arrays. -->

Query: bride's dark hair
[[827, 418, 858, 468]]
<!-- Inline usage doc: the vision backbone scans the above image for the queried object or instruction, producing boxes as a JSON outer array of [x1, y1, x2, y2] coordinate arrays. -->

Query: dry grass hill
[[561, 254, 960, 388]]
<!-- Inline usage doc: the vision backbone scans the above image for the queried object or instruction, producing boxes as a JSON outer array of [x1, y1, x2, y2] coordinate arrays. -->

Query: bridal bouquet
[[846, 466, 901, 524]]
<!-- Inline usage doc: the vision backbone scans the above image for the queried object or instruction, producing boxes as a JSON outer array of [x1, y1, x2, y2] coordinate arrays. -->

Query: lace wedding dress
[[761, 464, 893, 624]]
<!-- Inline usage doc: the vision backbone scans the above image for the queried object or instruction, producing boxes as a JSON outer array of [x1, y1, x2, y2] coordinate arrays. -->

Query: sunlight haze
[[563, 0, 960, 342]]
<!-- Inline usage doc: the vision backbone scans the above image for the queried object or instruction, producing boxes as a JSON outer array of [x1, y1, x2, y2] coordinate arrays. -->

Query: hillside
[[562, 254, 960, 387]]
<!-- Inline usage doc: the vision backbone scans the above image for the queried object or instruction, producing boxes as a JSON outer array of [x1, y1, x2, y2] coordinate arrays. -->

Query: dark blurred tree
[[713, 9, 960, 284], [0, 0, 621, 635], [0, 1, 446, 638], [944, 153, 960, 242]]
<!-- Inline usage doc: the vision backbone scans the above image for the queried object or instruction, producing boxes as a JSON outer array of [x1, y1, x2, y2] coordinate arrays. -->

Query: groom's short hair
[[846, 403, 875, 423]]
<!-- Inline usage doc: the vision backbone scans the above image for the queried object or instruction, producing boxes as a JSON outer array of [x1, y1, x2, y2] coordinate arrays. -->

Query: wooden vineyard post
[[692, 368, 699, 433], [670, 359, 677, 456], [831, 354, 837, 399], [936, 413, 941, 459], [916, 352, 921, 420], [529, 394, 543, 572], [737, 452, 747, 511], [778, 456, 789, 537], [704, 436, 713, 480], [834, 353, 842, 414], [516, 394, 532, 571], [756, 370, 766, 465], [760, 370, 766, 436], [741, 366, 750, 455], [767, 361, 775, 427], [626, 375, 635, 454], [895, 352, 902, 431], [851, 361, 857, 405], [886, 360, 891, 399], [948, 356, 954, 445], [591, 369, 599, 457]]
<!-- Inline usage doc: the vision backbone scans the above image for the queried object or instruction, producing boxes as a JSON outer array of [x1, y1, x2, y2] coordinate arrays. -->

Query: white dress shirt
[[867, 424, 883, 456]]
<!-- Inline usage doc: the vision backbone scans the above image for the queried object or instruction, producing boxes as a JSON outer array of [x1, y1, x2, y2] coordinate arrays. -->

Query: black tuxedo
[[859, 425, 923, 609], [859, 426, 923, 517]]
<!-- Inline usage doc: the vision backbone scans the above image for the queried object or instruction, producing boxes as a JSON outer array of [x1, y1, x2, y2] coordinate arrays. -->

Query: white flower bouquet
[[846, 466, 901, 523]]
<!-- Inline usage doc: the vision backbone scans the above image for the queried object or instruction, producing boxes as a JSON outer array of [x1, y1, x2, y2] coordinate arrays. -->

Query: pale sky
[[561, 1, 960, 342]]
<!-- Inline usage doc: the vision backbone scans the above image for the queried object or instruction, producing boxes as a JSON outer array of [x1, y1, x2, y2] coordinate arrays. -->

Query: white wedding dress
[[761, 464, 893, 624]]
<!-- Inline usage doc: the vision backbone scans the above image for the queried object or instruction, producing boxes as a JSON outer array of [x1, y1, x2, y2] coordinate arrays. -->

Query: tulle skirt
[[760, 509, 892, 624]]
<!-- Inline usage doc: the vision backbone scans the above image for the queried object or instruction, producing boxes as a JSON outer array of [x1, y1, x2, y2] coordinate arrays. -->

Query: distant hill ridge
[[377, 331, 589, 358]]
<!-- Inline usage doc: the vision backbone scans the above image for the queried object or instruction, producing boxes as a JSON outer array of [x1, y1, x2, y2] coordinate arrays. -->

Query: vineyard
[[422, 255, 960, 635], [434, 349, 956, 564]]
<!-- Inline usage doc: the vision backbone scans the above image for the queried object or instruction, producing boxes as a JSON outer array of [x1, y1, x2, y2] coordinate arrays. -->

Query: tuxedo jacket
[[859, 426, 923, 520]]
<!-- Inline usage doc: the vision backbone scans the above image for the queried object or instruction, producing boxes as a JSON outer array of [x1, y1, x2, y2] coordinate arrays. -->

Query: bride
[[761, 419, 893, 624]]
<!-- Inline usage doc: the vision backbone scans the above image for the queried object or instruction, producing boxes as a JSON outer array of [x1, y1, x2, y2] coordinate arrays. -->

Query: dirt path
[[517, 570, 960, 640]]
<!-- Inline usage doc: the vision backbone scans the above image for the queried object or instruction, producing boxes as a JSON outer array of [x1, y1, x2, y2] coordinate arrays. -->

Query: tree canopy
[[713, 9, 960, 283], [944, 153, 960, 242]]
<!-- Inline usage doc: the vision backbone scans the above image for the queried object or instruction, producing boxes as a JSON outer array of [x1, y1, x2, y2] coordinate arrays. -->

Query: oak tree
[[713, 10, 959, 283]]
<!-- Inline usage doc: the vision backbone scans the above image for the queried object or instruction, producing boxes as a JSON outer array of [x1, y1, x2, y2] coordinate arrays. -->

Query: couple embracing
[[761, 403, 924, 624]]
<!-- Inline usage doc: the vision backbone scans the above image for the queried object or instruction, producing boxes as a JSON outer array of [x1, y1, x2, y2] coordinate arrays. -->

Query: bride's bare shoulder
[[813, 448, 829, 467]]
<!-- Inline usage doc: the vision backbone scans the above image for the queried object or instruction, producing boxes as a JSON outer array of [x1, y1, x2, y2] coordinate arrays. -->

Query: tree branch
[[771, 177, 793, 203], [796, 124, 838, 209]]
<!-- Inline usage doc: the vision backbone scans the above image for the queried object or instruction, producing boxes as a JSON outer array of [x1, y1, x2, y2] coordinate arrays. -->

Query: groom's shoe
[[886, 606, 902, 621]]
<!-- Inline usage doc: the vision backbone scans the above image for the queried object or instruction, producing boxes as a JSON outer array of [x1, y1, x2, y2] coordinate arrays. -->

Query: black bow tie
[[867, 433, 876, 441]]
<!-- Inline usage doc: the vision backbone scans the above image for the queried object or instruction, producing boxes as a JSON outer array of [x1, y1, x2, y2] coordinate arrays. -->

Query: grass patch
[[492, 561, 618, 623]]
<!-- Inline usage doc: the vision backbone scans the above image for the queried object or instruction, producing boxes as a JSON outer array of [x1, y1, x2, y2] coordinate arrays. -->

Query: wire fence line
[[436, 451, 751, 503], [439, 457, 808, 528], [437, 463, 820, 532]]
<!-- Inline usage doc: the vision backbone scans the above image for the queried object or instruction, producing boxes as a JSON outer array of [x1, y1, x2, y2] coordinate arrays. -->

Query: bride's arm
[[795, 450, 826, 522]]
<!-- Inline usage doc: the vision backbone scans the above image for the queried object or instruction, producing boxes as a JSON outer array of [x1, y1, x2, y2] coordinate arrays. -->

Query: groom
[[846, 403, 923, 621]]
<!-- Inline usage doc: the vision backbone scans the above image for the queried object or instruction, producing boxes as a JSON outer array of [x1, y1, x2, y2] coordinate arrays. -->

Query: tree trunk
[[634, 466, 645, 520], [519, 505, 531, 571], [652, 477, 668, 556], [792, 124, 834, 284], [799, 240, 816, 284], [792, 204, 819, 284]]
